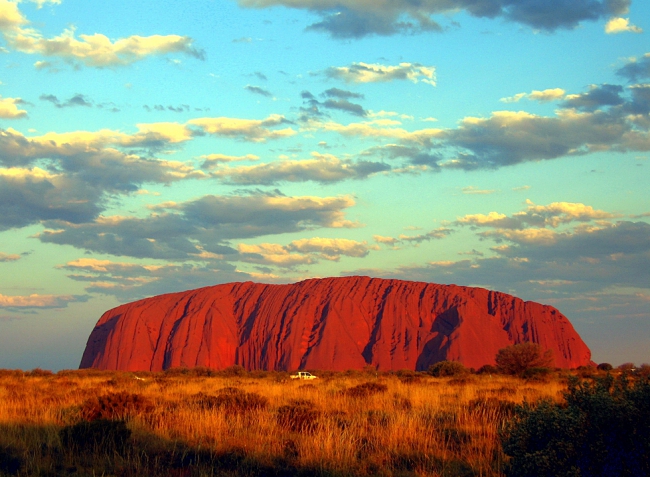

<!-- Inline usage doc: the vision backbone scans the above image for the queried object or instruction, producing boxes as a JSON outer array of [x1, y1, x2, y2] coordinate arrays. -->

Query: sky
[[0, 0, 648, 371]]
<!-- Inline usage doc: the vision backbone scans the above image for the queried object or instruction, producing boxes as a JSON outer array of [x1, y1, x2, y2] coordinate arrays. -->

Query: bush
[[597, 362, 613, 371], [276, 399, 321, 433], [79, 392, 152, 421], [193, 389, 268, 414], [344, 382, 388, 398], [522, 367, 552, 381], [476, 364, 499, 375], [496, 343, 553, 375], [0, 446, 23, 475], [428, 361, 468, 377], [501, 374, 650, 476], [60, 419, 131, 454]]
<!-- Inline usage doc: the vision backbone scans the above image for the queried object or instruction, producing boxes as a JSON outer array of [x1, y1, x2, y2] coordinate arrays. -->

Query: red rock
[[80, 276, 592, 371]]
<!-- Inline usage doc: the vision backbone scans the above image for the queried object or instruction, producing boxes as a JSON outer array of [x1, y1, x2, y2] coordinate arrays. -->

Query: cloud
[[438, 106, 643, 170], [322, 98, 366, 116], [347, 219, 650, 314], [0, 252, 20, 262], [209, 152, 389, 184], [605, 17, 643, 34], [457, 200, 616, 231], [0, 293, 88, 310], [60, 258, 260, 302], [37, 192, 358, 260], [562, 84, 625, 111], [0, 0, 204, 68], [239, 237, 374, 266], [322, 87, 364, 99], [245, 85, 273, 97], [237, 0, 632, 38], [500, 88, 565, 103], [461, 186, 497, 195], [374, 228, 452, 246], [39, 93, 92, 108], [617, 53, 650, 82], [0, 96, 27, 118], [0, 127, 203, 230], [324, 62, 436, 86], [299, 89, 367, 119], [200, 153, 260, 168], [188, 114, 296, 142]]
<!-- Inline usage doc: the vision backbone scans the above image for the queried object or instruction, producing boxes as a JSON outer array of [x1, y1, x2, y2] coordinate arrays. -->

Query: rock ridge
[[80, 276, 592, 371]]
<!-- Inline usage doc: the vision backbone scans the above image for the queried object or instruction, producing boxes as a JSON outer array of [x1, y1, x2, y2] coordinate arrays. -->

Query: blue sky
[[0, 0, 648, 370]]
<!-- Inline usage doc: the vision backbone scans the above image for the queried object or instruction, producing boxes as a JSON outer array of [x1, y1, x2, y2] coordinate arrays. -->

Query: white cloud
[[605, 17, 643, 34], [500, 88, 565, 103], [0, 0, 203, 68], [325, 62, 436, 86], [0, 96, 27, 118]]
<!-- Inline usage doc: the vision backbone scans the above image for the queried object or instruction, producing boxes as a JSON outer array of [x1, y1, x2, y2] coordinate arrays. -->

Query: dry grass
[[0, 368, 571, 476]]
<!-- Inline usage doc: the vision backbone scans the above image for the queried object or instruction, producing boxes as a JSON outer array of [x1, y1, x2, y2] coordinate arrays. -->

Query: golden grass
[[0, 369, 571, 476]]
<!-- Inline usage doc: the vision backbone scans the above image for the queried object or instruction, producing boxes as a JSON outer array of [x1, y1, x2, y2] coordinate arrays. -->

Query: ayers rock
[[80, 276, 592, 371]]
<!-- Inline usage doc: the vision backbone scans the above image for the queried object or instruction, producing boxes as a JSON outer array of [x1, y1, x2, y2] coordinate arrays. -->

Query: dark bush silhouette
[[428, 361, 468, 377], [501, 374, 650, 476], [0, 446, 23, 475], [79, 392, 152, 421], [60, 419, 131, 454], [597, 362, 613, 371], [343, 382, 388, 398], [495, 343, 553, 375], [276, 399, 321, 433]]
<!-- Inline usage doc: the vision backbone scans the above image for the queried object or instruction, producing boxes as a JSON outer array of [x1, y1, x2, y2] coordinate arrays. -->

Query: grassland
[[0, 367, 593, 476]]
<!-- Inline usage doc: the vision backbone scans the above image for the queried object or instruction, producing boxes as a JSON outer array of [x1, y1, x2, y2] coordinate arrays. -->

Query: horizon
[[0, 0, 648, 371]]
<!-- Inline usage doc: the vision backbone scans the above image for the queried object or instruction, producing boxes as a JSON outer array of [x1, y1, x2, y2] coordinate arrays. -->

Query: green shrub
[[427, 361, 468, 377], [501, 374, 650, 476], [597, 362, 613, 371], [496, 343, 553, 375]]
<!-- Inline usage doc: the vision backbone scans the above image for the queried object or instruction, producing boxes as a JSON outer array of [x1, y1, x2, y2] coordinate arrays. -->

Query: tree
[[495, 343, 553, 375], [501, 374, 650, 476]]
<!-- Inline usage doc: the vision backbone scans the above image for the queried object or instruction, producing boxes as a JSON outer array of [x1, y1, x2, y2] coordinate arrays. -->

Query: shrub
[[79, 392, 152, 421], [522, 367, 552, 381], [0, 446, 23, 475], [276, 399, 321, 433], [427, 361, 468, 377], [344, 382, 388, 398], [495, 343, 553, 375], [501, 374, 650, 476], [596, 362, 613, 371], [476, 364, 499, 375], [618, 362, 636, 371], [60, 419, 131, 454], [193, 389, 268, 414]]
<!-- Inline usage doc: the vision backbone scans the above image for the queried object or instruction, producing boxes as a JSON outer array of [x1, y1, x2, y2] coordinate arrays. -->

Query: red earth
[[80, 276, 592, 371]]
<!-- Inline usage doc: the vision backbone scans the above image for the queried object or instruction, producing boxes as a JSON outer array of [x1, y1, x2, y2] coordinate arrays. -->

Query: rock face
[[80, 276, 592, 371]]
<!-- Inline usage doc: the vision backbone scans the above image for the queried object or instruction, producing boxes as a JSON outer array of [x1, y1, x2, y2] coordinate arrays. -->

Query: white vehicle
[[290, 371, 318, 380]]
